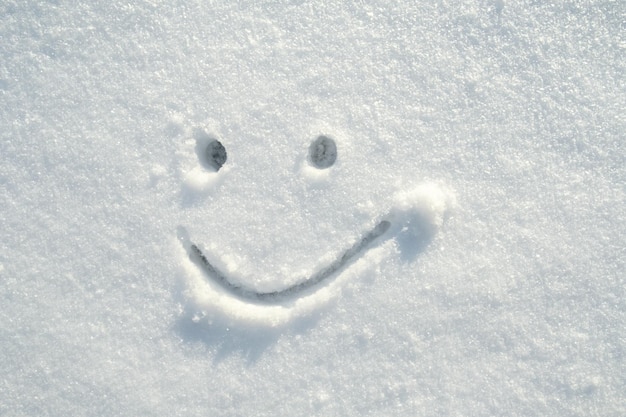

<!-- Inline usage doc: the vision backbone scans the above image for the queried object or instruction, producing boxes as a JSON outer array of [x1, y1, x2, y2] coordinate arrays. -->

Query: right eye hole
[[308, 135, 337, 169], [205, 139, 227, 171]]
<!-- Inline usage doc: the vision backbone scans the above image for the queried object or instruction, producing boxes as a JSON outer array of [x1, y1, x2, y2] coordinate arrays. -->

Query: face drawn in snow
[[175, 126, 455, 327]]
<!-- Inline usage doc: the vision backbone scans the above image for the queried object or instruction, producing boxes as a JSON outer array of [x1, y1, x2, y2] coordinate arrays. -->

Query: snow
[[1, 1, 624, 416]]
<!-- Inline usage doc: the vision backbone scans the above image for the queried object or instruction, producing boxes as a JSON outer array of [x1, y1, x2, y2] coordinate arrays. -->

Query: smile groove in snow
[[188, 219, 391, 301]]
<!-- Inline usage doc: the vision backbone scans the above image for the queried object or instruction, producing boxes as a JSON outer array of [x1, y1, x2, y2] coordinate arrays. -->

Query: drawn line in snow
[[177, 184, 453, 326], [187, 220, 391, 302]]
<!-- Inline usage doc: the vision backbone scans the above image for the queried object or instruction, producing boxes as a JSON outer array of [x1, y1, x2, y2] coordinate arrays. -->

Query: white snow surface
[[1, 1, 624, 416]]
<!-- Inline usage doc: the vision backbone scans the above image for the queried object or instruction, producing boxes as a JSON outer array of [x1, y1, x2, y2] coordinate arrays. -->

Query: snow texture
[[1, 1, 624, 416]]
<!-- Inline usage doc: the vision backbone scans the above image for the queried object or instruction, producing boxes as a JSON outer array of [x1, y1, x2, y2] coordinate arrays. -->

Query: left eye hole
[[205, 140, 227, 171], [309, 135, 337, 169]]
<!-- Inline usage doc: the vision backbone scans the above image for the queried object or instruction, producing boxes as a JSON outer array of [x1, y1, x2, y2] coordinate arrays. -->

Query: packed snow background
[[1, 1, 624, 416]]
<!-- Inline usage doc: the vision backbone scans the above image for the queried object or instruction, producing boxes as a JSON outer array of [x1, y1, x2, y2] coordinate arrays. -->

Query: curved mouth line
[[187, 220, 392, 302]]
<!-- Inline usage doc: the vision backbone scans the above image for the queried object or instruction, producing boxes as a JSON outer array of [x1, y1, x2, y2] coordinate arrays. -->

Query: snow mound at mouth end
[[391, 182, 456, 235]]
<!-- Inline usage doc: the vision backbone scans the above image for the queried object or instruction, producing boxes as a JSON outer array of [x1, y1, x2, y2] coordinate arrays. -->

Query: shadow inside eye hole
[[309, 135, 337, 169], [205, 140, 227, 171]]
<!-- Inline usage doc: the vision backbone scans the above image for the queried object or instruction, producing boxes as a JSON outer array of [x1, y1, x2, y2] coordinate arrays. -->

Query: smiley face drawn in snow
[[176, 127, 454, 327]]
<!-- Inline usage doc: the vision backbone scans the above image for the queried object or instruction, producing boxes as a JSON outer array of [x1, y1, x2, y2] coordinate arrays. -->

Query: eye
[[308, 135, 337, 169], [205, 139, 227, 171]]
